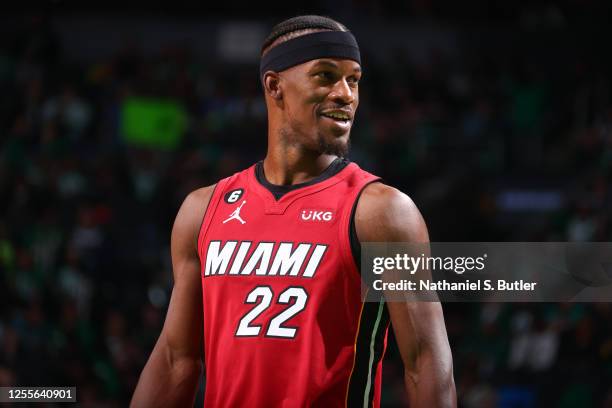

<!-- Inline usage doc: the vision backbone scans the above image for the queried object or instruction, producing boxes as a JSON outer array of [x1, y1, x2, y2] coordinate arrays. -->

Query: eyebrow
[[312, 60, 362, 73]]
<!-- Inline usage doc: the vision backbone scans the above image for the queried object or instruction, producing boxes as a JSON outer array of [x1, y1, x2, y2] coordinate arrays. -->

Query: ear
[[263, 71, 282, 100]]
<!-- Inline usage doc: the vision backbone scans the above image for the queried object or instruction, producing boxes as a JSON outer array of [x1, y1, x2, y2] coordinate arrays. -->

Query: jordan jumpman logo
[[223, 200, 247, 224]]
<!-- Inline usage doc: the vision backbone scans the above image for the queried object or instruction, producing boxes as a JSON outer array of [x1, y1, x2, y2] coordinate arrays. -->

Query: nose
[[329, 78, 355, 105]]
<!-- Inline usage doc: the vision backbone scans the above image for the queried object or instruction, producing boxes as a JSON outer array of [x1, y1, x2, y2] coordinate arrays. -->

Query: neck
[[263, 143, 338, 186]]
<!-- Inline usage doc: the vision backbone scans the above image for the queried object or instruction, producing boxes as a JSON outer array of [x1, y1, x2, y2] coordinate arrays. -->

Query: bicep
[[356, 183, 455, 404], [386, 301, 451, 374], [355, 183, 450, 370], [161, 255, 203, 362], [161, 187, 214, 361]]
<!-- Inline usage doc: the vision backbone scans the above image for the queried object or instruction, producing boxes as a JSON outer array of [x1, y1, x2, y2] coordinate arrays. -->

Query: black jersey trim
[[255, 157, 350, 200], [346, 179, 387, 408]]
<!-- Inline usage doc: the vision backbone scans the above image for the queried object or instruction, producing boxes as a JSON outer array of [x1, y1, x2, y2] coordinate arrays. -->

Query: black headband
[[260, 31, 361, 80]]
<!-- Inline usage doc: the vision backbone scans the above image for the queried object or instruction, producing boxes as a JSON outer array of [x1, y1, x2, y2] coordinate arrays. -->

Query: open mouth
[[320, 111, 352, 124]]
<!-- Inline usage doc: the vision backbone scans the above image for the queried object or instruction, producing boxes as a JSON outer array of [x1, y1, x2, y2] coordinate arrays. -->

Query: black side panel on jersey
[[346, 298, 390, 407], [347, 180, 389, 407]]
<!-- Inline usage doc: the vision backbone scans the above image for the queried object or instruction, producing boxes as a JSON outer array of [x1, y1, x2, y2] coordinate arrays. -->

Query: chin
[[317, 134, 350, 157]]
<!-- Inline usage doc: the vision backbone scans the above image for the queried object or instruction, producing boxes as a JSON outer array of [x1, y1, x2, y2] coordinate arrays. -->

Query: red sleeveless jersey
[[197, 161, 390, 408]]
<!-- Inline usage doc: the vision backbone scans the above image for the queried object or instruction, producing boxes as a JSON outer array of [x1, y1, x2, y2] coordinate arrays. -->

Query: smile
[[319, 110, 352, 123]]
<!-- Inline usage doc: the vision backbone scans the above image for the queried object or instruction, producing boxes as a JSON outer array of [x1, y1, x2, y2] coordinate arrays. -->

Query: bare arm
[[131, 186, 215, 408], [355, 183, 456, 408]]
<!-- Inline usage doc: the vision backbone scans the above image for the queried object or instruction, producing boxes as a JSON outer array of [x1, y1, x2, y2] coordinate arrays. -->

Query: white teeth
[[322, 112, 349, 120]]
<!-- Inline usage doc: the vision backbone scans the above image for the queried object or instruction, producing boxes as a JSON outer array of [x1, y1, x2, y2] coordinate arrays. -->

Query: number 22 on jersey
[[235, 286, 308, 339]]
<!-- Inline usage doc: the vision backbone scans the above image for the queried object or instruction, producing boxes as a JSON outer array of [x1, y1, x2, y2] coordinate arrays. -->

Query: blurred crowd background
[[1, 2, 611, 407]]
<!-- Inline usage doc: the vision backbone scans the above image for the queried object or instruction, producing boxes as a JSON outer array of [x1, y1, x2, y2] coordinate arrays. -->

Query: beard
[[317, 133, 350, 157]]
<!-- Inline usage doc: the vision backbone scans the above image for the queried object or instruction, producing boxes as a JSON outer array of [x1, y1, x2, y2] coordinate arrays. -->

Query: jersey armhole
[[196, 178, 230, 262], [344, 179, 382, 277]]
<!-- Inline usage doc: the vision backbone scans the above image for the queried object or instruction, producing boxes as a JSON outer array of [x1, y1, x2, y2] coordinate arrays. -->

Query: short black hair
[[261, 15, 348, 56]]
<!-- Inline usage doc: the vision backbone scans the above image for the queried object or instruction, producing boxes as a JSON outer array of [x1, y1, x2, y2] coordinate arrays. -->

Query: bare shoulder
[[355, 182, 429, 243], [184, 185, 217, 209]]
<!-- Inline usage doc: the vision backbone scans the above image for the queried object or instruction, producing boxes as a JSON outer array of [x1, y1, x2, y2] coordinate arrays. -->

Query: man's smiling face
[[277, 57, 361, 156]]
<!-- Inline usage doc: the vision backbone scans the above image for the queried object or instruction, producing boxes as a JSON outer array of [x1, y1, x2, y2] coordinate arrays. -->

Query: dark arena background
[[1, 1, 611, 406]]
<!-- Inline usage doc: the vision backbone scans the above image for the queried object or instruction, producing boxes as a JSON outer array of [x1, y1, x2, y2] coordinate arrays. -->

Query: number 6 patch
[[224, 188, 244, 204]]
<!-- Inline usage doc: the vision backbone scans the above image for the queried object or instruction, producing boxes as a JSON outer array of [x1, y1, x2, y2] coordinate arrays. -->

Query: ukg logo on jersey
[[300, 208, 333, 222]]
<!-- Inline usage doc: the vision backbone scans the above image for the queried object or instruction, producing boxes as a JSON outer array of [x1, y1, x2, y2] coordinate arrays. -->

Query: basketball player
[[131, 15, 456, 407]]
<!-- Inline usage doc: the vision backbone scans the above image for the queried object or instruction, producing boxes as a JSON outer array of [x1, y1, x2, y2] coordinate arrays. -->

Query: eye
[[347, 76, 360, 87], [315, 71, 334, 81]]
